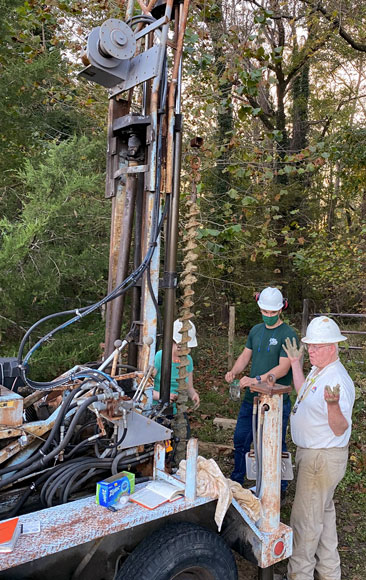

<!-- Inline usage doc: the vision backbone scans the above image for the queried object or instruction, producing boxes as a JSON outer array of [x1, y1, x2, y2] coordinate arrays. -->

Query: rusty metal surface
[[0, 486, 213, 572], [0, 407, 60, 466], [249, 375, 292, 397], [231, 499, 292, 567], [257, 394, 282, 533], [0, 387, 23, 427]]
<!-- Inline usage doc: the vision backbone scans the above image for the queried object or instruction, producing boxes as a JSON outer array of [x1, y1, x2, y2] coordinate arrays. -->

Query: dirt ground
[[235, 554, 258, 579]]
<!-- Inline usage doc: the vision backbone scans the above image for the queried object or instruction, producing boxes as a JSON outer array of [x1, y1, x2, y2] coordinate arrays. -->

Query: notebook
[[0, 517, 21, 553]]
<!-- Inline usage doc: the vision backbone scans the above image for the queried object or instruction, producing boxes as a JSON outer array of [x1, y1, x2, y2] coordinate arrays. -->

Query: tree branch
[[301, 0, 366, 52], [232, 93, 275, 130]]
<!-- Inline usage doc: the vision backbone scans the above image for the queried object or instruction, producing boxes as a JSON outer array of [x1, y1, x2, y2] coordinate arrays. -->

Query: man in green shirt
[[225, 287, 298, 494]]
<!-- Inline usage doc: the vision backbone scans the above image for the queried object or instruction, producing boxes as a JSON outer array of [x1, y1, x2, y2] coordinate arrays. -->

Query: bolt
[[111, 29, 127, 47]]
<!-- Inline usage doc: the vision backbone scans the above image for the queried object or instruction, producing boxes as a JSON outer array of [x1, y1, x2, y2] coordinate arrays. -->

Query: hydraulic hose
[[18, 196, 170, 390], [256, 404, 269, 497], [111, 449, 153, 475], [252, 397, 259, 490], [41, 449, 154, 506], [0, 395, 98, 490], [39, 456, 98, 507], [0, 385, 83, 477]]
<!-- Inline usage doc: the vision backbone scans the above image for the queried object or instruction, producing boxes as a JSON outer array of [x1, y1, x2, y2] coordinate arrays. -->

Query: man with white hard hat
[[225, 287, 298, 496], [283, 316, 355, 580]]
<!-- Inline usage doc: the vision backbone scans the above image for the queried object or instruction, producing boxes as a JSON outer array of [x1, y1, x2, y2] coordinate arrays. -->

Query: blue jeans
[[231, 397, 291, 491]]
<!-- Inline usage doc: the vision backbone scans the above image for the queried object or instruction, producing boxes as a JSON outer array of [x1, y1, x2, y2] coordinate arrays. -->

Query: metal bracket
[[114, 164, 149, 179]]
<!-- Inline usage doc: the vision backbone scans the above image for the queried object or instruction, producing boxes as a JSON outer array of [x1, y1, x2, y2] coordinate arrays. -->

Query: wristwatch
[[255, 375, 262, 383]]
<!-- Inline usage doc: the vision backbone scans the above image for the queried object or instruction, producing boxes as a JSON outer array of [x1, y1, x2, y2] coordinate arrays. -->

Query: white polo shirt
[[290, 359, 355, 449]]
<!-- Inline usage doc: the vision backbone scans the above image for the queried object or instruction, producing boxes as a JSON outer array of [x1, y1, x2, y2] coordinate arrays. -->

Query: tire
[[116, 521, 238, 580]]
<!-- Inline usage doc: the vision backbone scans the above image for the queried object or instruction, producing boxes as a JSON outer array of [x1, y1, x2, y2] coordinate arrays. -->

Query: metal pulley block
[[99, 19, 136, 61], [79, 15, 167, 92], [85, 20, 136, 70]]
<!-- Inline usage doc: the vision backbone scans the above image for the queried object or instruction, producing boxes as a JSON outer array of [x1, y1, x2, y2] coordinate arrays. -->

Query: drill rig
[[0, 0, 189, 517], [0, 2, 293, 579]]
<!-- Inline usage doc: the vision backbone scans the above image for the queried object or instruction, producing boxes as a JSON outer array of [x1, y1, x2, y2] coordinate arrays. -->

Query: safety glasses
[[305, 344, 330, 352]]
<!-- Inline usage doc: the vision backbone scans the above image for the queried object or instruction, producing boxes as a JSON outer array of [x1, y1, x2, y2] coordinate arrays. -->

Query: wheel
[[115, 521, 238, 580]]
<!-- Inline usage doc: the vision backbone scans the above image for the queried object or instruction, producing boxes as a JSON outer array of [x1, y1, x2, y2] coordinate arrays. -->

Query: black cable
[[98, 427, 127, 451], [63, 437, 96, 460]]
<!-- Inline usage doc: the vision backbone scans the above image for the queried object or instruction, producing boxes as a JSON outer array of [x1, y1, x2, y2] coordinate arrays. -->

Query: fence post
[[228, 306, 235, 371], [301, 299, 309, 338]]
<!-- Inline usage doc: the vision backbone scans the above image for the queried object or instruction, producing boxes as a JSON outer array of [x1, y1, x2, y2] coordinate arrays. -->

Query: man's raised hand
[[283, 337, 304, 363]]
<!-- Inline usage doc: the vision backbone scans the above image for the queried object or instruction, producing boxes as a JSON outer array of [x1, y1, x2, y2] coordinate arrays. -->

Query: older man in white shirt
[[283, 316, 355, 580]]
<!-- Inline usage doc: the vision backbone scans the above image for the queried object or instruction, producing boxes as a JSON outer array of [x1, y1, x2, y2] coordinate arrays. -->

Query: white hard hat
[[173, 319, 197, 348], [257, 287, 284, 311], [302, 316, 347, 344]]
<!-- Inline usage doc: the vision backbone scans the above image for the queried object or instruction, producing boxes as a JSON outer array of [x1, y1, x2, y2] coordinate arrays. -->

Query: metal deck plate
[[0, 484, 213, 572]]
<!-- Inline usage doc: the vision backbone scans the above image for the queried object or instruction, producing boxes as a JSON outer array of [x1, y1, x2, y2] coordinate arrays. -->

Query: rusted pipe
[[128, 174, 144, 368], [106, 168, 138, 356], [165, 0, 190, 195]]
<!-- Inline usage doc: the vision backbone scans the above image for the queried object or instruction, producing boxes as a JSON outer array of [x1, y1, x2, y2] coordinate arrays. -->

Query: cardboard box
[[96, 471, 135, 507]]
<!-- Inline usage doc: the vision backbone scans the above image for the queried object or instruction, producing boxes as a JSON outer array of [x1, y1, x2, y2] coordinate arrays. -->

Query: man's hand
[[283, 337, 304, 363], [239, 376, 255, 389], [324, 384, 340, 405], [170, 393, 178, 403], [225, 371, 235, 383]]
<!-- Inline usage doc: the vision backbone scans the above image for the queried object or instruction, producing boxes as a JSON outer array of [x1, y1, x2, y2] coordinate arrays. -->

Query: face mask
[[262, 314, 279, 326]]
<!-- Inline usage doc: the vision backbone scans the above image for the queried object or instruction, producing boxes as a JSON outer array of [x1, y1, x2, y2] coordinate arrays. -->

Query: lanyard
[[291, 360, 339, 415]]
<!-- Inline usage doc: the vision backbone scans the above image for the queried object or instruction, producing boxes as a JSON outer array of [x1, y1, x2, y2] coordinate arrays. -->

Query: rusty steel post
[[105, 166, 138, 357], [128, 173, 144, 369], [160, 0, 189, 405], [257, 394, 282, 532], [105, 98, 129, 354], [137, 0, 174, 373]]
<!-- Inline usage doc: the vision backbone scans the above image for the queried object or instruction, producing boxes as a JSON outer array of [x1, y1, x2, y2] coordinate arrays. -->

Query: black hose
[[256, 412, 265, 497], [18, 150, 170, 391], [39, 449, 155, 506], [39, 457, 94, 507], [0, 396, 98, 490], [1, 466, 62, 520], [70, 419, 97, 445], [63, 438, 96, 460], [0, 385, 83, 477], [111, 449, 153, 475], [252, 398, 259, 492]]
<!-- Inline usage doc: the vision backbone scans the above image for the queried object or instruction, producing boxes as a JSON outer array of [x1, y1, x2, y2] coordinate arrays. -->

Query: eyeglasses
[[305, 344, 330, 352]]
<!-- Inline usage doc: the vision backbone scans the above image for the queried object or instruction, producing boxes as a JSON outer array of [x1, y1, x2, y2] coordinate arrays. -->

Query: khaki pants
[[287, 446, 348, 580]]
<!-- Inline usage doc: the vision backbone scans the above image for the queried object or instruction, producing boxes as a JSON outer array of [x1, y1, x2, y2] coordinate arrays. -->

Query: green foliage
[[0, 135, 109, 338]]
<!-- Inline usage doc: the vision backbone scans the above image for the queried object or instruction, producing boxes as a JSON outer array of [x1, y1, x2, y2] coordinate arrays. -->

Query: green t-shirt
[[244, 322, 298, 404], [153, 350, 193, 414]]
